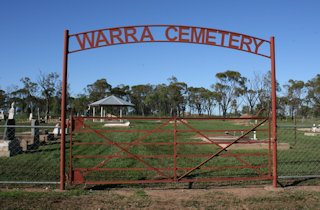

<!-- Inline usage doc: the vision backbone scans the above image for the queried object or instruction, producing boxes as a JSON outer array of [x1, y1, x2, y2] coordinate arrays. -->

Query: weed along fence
[[68, 116, 273, 185]]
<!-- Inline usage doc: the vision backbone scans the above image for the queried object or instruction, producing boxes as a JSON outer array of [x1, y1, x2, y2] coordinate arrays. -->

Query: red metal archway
[[60, 25, 277, 190]]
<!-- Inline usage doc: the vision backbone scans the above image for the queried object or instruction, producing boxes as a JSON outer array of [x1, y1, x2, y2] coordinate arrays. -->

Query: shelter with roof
[[89, 95, 134, 122]]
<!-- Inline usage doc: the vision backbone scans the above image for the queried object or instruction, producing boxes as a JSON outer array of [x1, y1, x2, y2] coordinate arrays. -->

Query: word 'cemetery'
[[70, 25, 269, 57]]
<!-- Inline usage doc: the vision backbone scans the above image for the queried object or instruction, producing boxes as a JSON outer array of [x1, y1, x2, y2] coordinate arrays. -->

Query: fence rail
[[0, 118, 319, 186]]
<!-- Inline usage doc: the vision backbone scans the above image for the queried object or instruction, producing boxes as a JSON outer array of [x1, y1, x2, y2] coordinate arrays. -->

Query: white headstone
[[8, 102, 15, 119], [53, 123, 60, 135], [0, 110, 4, 120], [52, 123, 69, 135], [29, 113, 33, 121]]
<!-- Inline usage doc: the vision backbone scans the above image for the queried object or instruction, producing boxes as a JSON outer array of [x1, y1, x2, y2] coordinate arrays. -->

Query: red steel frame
[[60, 25, 277, 190], [69, 116, 272, 185]]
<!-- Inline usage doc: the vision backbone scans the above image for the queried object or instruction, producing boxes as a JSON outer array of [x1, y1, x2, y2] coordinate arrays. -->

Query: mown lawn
[[0, 117, 319, 187]]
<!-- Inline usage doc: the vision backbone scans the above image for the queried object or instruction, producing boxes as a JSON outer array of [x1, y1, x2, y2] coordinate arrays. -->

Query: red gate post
[[60, 30, 69, 190], [270, 36, 277, 188]]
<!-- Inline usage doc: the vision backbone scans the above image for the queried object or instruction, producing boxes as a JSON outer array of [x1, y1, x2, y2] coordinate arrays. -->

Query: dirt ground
[[1, 185, 320, 209]]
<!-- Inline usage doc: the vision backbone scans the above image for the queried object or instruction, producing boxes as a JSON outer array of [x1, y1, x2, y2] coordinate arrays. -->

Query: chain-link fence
[[0, 119, 61, 184], [1, 117, 319, 186], [278, 121, 320, 179]]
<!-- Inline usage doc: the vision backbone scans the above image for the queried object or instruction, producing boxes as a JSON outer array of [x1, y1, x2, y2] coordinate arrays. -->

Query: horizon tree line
[[0, 70, 319, 119]]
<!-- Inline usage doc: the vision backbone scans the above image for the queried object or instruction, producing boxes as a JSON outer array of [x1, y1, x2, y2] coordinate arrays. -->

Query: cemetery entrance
[[61, 25, 277, 189], [69, 115, 273, 185]]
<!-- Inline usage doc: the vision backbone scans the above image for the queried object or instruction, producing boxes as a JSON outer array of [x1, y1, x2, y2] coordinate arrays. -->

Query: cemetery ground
[[0, 185, 320, 209], [0, 116, 320, 208]]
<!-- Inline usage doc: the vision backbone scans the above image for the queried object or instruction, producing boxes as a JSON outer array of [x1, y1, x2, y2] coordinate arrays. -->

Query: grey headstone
[[4, 119, 15, 140]]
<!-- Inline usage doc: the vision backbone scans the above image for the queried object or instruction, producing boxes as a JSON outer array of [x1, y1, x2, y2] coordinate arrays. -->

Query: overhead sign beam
[[69, 25, 270, 58]]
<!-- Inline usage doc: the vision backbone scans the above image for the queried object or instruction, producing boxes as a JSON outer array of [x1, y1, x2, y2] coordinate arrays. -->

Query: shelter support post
[[60, 29, 69, 190], [270, 36, 277, 188], [120, 109, 123, 123], [100, 106, 104, 122], [93, 107, 96, 122]]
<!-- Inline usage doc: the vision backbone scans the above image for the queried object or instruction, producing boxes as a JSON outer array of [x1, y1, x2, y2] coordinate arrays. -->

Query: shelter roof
[[89, 95, 134, 107]]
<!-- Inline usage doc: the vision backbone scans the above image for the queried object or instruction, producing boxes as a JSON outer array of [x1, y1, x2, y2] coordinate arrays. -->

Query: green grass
[[68, 118, 271, 183], [1, 189, 319, 209], [0, 117, 319, 187]]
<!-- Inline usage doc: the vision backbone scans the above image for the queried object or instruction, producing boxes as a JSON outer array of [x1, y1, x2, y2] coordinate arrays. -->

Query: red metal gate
[[68, 115, 272, 185], [61, 25, 278, 189]]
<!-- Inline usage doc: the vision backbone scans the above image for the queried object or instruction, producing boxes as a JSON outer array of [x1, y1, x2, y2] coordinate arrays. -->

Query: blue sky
[[1, 0, 319, 97]]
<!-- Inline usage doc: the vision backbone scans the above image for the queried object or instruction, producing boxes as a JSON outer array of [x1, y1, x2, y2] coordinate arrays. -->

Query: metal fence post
[[60, 29, 69, 190], [270, 36, 277, 188]]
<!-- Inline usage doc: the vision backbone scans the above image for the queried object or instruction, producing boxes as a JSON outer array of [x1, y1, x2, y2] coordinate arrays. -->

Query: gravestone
[[52, 123, 69, 136], [29, 112, 33, 121], [0, 119, 21, 157], [4, 119, 15, 140], [0, 110, 4, 120], [8, 102, 15, 120], [53, 123, 60, 135], [29, 119, 40, 149]]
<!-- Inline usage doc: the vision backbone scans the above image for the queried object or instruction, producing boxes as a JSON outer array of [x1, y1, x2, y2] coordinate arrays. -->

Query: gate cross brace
[[177, 118, 268, 181], [79, 119, 172, 180]]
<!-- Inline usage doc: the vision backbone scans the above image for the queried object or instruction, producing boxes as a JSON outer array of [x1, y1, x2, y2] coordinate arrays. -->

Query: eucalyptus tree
[[130, 84, 153, 116], [38, 72, 60, 120], [202, 89, 217, 116], [167, 77, 187, 117], [85, 78, 112, 103], [283, 79, 305, 119], [0, 89, 7, 110], [306, 74, 320, 117], [11, 77, 38, 114], [211, 70, 246, 117], [256, 71, 281, 112], [145, 84, 170, 116], [243, 76, 260, 114], [187, 87, 207, 115], [111, 84, 130, 100]]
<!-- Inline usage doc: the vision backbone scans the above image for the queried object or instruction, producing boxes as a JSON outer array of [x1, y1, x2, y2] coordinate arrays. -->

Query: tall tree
[[167, 77, 187, 117], [306, 74, 320, 117], [187, 87, 207, 115], [202, 89, 217, 116], [256, 71, 281, 112], [11, 77, 38, 114], [283, 79, 305, 119], [211, 70, 246, 117], [0, 89, 7, 110], [38, 72, 59, 120], [243, 76, 260, 114], [130, 84, 153, 116], [145, 84, 170, 116], [111, 84, 130, 101], [86, 78, 112, 102]]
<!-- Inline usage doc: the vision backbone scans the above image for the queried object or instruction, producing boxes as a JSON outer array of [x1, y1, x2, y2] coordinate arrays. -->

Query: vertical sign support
[[270, 36, 277, 188], [60, 30, 69, 190]]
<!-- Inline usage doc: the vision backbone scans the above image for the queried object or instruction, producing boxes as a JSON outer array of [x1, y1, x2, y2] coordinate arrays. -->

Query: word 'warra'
[[73, 25, 267, 56]]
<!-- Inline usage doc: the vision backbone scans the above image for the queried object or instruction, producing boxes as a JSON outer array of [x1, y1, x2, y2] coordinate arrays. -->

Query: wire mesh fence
[[0, 119, 61, 184], [0, 117, 319, 186], [277, 121, 320, 179]]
